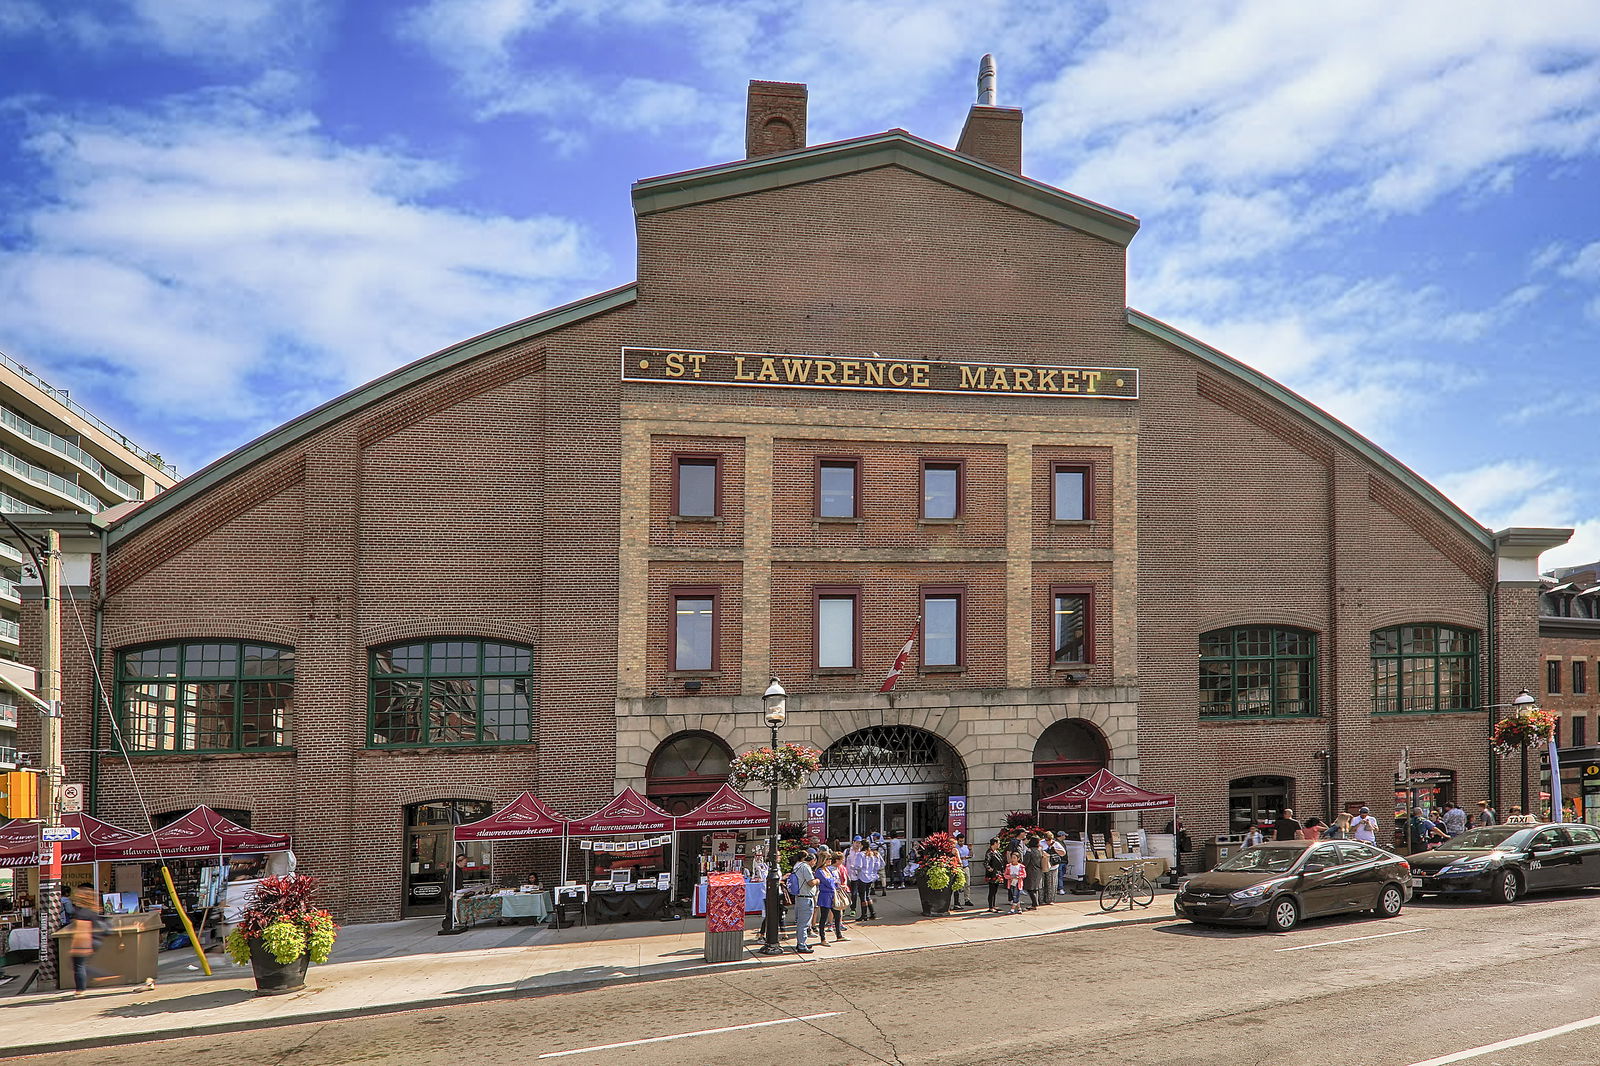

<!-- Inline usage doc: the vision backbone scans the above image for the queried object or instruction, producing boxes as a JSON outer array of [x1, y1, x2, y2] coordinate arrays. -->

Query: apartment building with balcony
[[0, 351, 176, 768]]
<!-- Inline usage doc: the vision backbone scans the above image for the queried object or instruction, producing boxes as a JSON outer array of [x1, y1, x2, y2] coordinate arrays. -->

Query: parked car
[[1174, 839, 1411, 931], [1407, 822, 1600, 903]]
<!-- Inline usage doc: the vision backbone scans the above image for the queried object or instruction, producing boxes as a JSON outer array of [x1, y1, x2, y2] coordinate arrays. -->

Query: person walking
[[1022, 836, 1044, 910], [1275, 809, 1302, 841], [1242, 824, 1265, 847], [984, 838, 1006, 913], [887, 832, 907, 888], [1037, 836, 1057, 905], [1004, 851, 1027, 914], [788, 853, 819, 954], [1323, 812, 1353, 840], [1351, 806, 1380, 844], [1297, 817, 1326, 841], [858, 843, 883, 920], [1474, 800, 1498, 827], [1050, 833, 1070, 895], [953, 833, 974, 910], [1441, 802, 1468, 838], [815, 853, 846, 945], [67, 885, 101, 997]]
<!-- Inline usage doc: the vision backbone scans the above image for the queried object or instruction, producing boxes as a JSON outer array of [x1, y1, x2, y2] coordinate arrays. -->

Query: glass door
[[403, 799, 492, 918]]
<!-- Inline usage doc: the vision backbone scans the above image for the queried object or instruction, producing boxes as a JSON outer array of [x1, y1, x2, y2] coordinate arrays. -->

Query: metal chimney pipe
[[977, 54, 997, 105]]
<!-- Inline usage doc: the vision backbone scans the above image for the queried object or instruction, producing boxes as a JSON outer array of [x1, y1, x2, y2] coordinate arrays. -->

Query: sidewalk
[[0, 887, 1171, 1056]]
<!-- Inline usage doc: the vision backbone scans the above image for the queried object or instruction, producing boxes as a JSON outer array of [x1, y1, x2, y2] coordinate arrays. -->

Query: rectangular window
[[921, 588, 963, 668], [1052, 464, 1091, 522], [674, 455, 720, 517], [921, 461, 961, 519], [1574, 714, 1588, 748], [672, 591, 717, 672], [1051, 586, 1093, 664], [1548, 659, 1562, 695], [816, 588, 859, 669], [818, 459, 859, 519], [1574, 660, 1587, 695]]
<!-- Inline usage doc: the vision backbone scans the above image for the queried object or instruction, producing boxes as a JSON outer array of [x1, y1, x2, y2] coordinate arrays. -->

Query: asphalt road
[[23, 890, 1600, 1066]]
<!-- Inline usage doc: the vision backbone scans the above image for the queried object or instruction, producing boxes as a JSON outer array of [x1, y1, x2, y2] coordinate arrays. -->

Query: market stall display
[[1038, 769, 1179, 887]]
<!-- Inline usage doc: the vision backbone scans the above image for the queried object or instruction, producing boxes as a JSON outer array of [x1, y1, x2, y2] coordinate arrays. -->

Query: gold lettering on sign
[[621, 348, 1137, 400]]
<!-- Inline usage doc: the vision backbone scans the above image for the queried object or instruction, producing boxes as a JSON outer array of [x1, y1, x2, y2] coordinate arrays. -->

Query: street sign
[[60, 783, 83, 814], [41, 826, 80, 842]]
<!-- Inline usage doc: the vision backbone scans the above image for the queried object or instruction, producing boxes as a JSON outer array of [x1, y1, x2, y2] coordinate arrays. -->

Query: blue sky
[[1, 1, 1598, 566]]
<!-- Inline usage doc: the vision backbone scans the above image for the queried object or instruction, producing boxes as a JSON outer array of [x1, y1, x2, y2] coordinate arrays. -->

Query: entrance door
[[403, 800, 492, 918], [822, 800, 912, 844]]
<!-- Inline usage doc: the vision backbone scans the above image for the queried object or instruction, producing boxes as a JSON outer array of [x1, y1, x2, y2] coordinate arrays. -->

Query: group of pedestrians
[[1242, 799, 1531, 854], [981, 831, 1073, 914]]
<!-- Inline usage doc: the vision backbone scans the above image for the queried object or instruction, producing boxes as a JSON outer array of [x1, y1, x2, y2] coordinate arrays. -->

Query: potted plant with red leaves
[[223, 874, 339, 995], [913, 832, 968, 917]]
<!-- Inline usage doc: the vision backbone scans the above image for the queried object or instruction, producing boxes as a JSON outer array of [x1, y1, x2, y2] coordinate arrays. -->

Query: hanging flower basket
[[729, 743, 821, 791], [1492, 707, 1556, 756]]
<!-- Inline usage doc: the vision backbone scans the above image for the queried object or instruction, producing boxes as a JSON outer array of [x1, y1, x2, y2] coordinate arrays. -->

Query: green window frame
[[115, 641, 294, 753], [369, 639, 535, 747], [1198, 626, 1318, 719], [1371, 624, 1478, 714]]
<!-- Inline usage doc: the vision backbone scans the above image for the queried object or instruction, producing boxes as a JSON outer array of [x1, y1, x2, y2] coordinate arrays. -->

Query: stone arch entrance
[[1032, 718, 1109, 832], [814, 725, 967, 845], [645, 730, 733, 816]]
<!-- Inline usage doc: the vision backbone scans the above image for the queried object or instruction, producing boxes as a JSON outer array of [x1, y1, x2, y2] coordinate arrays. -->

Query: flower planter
[[917, 879, 953, 916], [248, 940, 311, 996]]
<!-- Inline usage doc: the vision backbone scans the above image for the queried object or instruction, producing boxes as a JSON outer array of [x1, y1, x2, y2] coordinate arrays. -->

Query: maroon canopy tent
[[452, 792, 568, 841], [95, 805, 292, 861], [0, 812, 144, 867], [1037, 768, 1177, 814], [566, 788, 674, 835], [674, 785, 771, 831]]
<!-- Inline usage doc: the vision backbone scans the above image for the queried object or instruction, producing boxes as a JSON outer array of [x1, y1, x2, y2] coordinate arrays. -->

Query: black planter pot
[[917, 880, 954, 916], [248, 941, 312, 996]]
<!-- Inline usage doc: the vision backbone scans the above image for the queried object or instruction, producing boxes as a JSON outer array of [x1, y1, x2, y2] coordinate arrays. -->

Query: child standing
[[1004, 851, 1026, 914]]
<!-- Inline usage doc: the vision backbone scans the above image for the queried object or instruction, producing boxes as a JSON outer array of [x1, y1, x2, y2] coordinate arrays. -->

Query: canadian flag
[[879, 617, 921, 693]]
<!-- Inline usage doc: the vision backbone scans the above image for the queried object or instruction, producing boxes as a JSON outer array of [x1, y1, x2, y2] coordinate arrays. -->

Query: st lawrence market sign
[[621, 347, 1138, 400]]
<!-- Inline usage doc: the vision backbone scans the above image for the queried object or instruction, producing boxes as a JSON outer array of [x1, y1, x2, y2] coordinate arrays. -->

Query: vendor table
[[692, 880, 765, 916], [453, 890, 553, 928], [589, 888, 670, 922], [1082, 856, 1169, 887]]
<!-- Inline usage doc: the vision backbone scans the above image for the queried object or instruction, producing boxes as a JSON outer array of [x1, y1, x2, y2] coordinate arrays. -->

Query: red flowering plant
[[223, 874, 339, 966], [915, 831, 969, 892], [729, 743, 821, 791], [1004, 810, 1047, 836], [1492, 707, 1557, 756]]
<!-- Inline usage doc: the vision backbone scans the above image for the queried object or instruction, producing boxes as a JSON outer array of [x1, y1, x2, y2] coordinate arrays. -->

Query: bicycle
[[1098, 863, 1156, 911]]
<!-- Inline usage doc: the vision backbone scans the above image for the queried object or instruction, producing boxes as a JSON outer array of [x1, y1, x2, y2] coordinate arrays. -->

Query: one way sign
[[41, 826, 80, 842]]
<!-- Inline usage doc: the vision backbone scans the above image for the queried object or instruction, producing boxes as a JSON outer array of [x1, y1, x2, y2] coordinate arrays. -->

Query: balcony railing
[[0, 447, 103, 512], [0, 578, 17, 601], [0, 490, 46, 516], [0, 748, 17, 767], [0, 406, 142, 500], [0, 350, 176, 477]]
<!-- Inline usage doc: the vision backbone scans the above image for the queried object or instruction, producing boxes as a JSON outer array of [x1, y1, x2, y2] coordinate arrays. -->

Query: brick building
[[1540, 565, 1600, 821], [17, 78, 1573, 922]]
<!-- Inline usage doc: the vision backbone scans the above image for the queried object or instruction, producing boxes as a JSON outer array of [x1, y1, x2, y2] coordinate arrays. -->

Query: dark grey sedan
[[1407, 822, 1600, 903], [1175, 839, 1412, 931]]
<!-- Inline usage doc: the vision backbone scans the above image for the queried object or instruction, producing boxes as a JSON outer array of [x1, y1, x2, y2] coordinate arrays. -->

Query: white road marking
[[1401, 1012, 1600, 1066], [537, 1012, 845, 1058], [1274, 928, 1424, 952]]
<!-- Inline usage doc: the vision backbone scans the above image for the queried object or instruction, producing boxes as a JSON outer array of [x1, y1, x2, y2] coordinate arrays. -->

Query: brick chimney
[[746, 81, 807, 158], [955, 55, 1022, 172]]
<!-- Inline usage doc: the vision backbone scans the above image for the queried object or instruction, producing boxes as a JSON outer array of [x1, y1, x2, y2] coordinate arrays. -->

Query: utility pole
[[36, 528, 62, 990]]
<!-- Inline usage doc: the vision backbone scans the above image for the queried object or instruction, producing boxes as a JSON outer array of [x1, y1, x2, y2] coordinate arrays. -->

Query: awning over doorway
[[674, 784, 771, 831], [566, 787, 674, 835], [0, 812, 146, 867], [96, 805, 292, 860], [1037, 768, 1176, 813], [452, 792, 568, 840]]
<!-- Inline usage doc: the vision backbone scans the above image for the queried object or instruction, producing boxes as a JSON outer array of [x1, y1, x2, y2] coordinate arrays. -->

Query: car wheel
[[1492, 869, 1520, 904], [1375, 883, 1404, 918], [1269, 897, 1299, 932]]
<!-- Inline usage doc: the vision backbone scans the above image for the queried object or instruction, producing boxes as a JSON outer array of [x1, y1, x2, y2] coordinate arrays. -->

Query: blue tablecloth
[[453, 891, 553, 927], [692, 880, 765, 916]]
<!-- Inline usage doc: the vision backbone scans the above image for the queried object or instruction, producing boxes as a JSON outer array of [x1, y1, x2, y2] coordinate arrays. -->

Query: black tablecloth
[[589, 889, 670, 922]]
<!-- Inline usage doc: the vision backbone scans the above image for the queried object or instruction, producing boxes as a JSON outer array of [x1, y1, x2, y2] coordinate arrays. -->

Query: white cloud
[[0, 88, 598, 466], [0, 0, 329, 66], [1434, 459, 1600, 571]]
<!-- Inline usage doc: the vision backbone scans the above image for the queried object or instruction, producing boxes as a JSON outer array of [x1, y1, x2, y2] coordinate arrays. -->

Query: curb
[[4, 909, 1172, 1057]]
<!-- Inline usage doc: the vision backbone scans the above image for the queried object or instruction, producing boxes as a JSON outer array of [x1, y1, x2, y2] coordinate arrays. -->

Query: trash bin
[[703, 872, 746, 963], [55, 911, 161, 989], [1203, 835, 1244, 871]]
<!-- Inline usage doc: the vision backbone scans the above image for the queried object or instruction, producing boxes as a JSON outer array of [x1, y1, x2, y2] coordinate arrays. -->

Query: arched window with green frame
[[1371, 624, 1478, 714], [1198, 626, 1318, 719], [369, 639, 535, 747], [116, 641, 294, 752]]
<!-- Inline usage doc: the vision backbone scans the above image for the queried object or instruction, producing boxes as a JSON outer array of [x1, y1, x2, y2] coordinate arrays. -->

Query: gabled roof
[[108, 284, 638, 544], [1127, 308, 1494, 551], [632, 130, 1140, 247]]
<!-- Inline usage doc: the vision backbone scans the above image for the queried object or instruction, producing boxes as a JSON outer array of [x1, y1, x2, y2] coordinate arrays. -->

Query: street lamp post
[[759, 678, 787, 956], [1510, 689, 1539, 815]]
